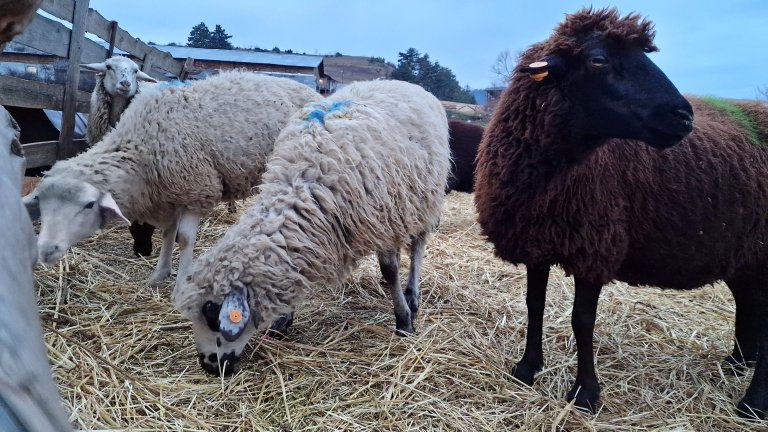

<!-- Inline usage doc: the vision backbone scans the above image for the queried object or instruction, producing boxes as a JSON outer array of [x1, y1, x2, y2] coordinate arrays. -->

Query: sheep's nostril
[[672, 108, 693, 124], [119, 80, 130, 88]]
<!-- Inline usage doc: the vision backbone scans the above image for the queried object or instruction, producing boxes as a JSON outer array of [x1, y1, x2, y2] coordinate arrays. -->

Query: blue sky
[[88, 1, 768, 99]]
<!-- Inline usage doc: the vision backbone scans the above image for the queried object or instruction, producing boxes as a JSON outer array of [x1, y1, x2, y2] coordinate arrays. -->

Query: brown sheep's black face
[[549, 38, 693, 149]]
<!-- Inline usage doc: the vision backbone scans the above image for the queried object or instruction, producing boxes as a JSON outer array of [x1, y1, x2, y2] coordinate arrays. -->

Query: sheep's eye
[[590, 56, 608, 67], [202, 301, 221, 332], [84, 201, 96, 209], [105, 64, 113, 71]]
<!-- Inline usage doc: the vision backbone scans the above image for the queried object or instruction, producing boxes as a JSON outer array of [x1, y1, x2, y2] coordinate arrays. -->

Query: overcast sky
[[88, 0, 768, 99]]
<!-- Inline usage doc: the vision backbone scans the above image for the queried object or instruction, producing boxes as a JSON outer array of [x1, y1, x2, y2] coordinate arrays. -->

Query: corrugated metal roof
[[153, 45, 323, 68]]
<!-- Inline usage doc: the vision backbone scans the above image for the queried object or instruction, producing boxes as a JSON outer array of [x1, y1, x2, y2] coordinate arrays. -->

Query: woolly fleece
[[173, 79, 450, 330], [40, 71, 322, 230]]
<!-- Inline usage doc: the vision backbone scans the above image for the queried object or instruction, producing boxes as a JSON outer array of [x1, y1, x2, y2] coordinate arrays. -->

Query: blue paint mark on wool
[[158, 80, 192, 89], [303, 100, 353, 126]]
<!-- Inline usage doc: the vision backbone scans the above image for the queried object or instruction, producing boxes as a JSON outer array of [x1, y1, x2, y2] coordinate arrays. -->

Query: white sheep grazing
[[24, 71, 322, 287], [0, 106, 72, 432], [80, 56, 158, 144], [172, 80, 450, 376]]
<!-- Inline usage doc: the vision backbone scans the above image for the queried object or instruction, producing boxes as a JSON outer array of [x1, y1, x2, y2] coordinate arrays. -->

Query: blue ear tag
[[219, 287, 250, 342]]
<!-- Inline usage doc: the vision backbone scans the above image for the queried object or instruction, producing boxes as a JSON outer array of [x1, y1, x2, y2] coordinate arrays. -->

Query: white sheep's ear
[[22, 194, 40, 221], [98, 193, 130, 226], [136, 70, 158, 82], [80, 62, 107, 73], [219, 286, 250, 342]]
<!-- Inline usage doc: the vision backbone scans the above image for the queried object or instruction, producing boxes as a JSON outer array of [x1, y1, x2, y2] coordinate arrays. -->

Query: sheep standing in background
[[81, 57, 159, 257], [24, 72, 321, 287], [446, 120, 483, 193], [80, 56, 158, 145], [0, 106, 72, 432], [172, 80, 450, 376], [475, 7, 768, 419]]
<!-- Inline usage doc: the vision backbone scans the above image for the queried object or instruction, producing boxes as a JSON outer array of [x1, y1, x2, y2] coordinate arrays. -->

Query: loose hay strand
[[34, 194, 767, 431]]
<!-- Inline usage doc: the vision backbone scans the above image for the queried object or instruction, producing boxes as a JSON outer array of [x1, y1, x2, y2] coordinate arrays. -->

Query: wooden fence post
[[58, 0, 89, 160], [179, 57, 194, 80], [107, 20, 118, 57]]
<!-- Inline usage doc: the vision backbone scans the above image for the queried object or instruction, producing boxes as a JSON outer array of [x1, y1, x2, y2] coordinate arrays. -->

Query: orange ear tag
[[229, 309, 243, 324], [527, 61, 549, 81]]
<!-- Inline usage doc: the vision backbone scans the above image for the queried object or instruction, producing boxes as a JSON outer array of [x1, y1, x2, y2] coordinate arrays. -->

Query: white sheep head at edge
[[23, 178, 129, 264], [81, 56, 157, 98]]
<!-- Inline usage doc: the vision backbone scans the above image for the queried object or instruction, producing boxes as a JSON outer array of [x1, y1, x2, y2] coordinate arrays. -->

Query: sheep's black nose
[[198, 351, 239, 377], [119, 80, 131, 88]]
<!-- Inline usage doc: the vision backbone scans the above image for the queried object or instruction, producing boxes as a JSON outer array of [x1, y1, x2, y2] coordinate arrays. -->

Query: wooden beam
[[179, 57, 194, 81], [40, 0, 74, 22], [58, 0, 89, 160], [22, 139, 89, 169], [85, 8, 182, 76], [12, 12, 107, 63], [0, 75, 89, 112], [107, 20, 118, 57]]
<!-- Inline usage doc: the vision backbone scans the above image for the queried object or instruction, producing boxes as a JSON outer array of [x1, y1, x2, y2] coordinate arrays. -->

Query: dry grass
[[34, 193, 766, 431]]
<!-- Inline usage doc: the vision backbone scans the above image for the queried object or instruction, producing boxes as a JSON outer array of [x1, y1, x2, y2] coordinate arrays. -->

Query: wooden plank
[[85, 8, 182, 75], [179, 57, 194, 81], [0, 76, 89, 112], [107, 20, 118, 57], [11, 13, 106, 63], [40, 0, 75, 22], [58, 0, 89, 160], [22, 139, 89, 169]]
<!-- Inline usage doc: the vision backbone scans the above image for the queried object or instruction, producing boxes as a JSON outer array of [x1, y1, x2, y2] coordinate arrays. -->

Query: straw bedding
[[33, 193, 764, 431]]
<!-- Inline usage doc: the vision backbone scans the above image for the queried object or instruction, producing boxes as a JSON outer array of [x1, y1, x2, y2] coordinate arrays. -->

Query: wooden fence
[[0, 0, 188, 165]]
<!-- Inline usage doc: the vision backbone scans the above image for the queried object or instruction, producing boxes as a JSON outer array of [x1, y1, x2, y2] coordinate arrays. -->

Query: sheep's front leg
[[378, 250, 414, 335], [175, 212, 201, 288], [148, 219, 178, 286], [512, 264, 549, 386], [737, 314, 768, 420], [404, 232, 428, 314], [566, 277, 603, 413]]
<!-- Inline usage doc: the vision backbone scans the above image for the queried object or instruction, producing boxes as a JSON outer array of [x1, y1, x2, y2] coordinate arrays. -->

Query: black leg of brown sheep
[[378, 250, 414, 335], [404, 232, 427, 314], [566, 277, 603, 413], [737, 312, 768, 420], [129, 221, 155, 257], [511, 264, 549, 386], [267, 311, 294, 339], [724, 276, 761, 375]]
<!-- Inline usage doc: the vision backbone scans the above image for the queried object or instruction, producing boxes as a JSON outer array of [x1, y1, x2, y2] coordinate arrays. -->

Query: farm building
[[151, 45, 335, 93]]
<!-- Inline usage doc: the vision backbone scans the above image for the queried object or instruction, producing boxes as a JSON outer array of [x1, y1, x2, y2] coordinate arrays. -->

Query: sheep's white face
[[81, 57, 157, 99], [24, 178, 129, 264]]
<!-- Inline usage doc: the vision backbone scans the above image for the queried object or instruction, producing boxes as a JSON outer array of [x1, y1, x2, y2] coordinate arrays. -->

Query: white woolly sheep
[[24, 71, 322, 287], [172, 79, 450, 376], [80, 56, 158, 145], [0, 106, 72, 432]]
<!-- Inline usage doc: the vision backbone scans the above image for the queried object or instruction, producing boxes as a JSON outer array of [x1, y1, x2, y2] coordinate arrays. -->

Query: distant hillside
[[323, 55, 395, 83]]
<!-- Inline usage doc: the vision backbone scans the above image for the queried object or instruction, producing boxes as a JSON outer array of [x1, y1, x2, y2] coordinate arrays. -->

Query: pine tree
[[187, 22, 211, 48], [209, 24, 233, 50], [389, 47, 475, 103]]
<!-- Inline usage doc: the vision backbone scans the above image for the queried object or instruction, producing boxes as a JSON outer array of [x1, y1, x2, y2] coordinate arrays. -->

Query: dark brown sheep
[[475, 7, 768, 419], [446, 120, 483, 193]]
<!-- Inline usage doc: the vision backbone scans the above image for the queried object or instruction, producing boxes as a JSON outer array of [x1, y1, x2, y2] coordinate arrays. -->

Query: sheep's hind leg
[[129, 221, 155, 257], [724, 274, 762, 375], [378, 250, 414, 335], [404, 232, 428, 315], [512, 264, 549, 386], [566, 277, 603, 414], [148, 219, 178, 286], [175, 212, 201, 289]]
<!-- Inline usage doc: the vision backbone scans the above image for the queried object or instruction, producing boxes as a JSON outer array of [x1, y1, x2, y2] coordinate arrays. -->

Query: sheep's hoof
[[737, 399, 766, 420], [511, 361, 541, 386], [148, 268, 171, 286], [566, 382, 601, 414], [395, 313, 415, 336]]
